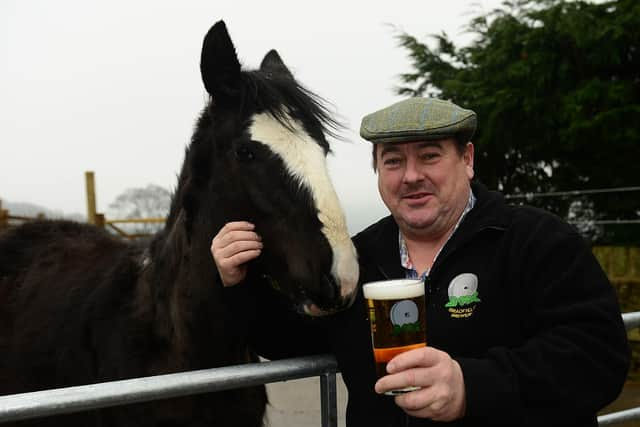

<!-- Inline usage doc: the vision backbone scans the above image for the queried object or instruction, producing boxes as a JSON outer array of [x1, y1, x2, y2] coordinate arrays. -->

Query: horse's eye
[[235, 146, 255, 162]]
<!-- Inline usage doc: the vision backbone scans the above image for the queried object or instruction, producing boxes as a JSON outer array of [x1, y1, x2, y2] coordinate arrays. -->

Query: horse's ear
[[260, 50, 294, 79], [200, 20, 241, 98]]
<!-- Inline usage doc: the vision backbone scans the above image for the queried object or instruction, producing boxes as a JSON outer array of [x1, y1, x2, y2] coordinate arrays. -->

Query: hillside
[[1, 199, 85, 222]]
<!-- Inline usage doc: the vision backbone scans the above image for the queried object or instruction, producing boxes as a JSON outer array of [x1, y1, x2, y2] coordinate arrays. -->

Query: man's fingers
[[395, 386, 435, 411], [375, 347, 447, 394], [213, 221, 256, 243], [375, 368, 431, 394], [386, 347, 441, 373], [222, 249, 262, 268], [376, 350, 466, 422], [219, 221, 255, 233], [217, 240, 263, 261], [222, 230, 261, 246], [210, 222, 262, 287], [213, 229, 261, 250]]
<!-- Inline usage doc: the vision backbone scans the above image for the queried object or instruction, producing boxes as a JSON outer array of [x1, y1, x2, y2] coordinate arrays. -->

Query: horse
[[0, 20, 359, 427]]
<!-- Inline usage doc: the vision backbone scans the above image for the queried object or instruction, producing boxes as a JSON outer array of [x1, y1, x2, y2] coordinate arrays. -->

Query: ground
[[265, 374, 348, 427], [266, 376, 640, 427]]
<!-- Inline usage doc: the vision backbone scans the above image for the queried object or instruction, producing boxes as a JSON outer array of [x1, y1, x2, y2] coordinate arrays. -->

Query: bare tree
[[107, 184, 170, 235]]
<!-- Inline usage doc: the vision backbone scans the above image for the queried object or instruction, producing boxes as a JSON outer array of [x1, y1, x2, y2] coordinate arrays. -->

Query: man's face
[[376, 138, 474, 238]]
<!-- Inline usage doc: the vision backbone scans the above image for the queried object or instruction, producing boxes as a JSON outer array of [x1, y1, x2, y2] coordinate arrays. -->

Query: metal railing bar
[[1, 311, 639, 425], [622, 312, 640, 331], [320, 372, 338, 427], [0, 355, 337, 424], [504, 186, 640, 199], [599, 407, 640, 426], [596, 311, 640, 425]]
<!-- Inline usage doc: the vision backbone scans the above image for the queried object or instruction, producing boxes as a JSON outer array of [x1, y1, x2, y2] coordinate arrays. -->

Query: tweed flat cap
[[360, 97, 477, 144]]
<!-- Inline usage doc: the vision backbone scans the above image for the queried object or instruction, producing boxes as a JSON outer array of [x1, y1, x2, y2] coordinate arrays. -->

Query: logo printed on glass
[[390, 299, 420, 335]]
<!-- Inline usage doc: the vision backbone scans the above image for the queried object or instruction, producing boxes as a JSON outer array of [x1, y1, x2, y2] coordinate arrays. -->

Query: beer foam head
[[363, 279, 424, 300]]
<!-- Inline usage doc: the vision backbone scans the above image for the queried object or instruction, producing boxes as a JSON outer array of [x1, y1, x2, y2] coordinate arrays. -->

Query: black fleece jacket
[[231, 182, 629, 427]]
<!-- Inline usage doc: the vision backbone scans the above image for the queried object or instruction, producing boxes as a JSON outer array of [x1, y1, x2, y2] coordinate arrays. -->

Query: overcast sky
[[1, 0, 503, 234]]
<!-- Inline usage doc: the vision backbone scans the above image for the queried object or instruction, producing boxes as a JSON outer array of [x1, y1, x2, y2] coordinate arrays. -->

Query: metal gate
[[1, 314, 639, 426]]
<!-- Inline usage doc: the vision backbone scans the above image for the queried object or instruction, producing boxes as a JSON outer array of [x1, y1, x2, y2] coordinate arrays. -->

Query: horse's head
[[175, 21, 358, 316]]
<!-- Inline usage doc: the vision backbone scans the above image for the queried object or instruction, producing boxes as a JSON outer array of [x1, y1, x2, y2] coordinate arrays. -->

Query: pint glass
[[363, 279, 426, 395]]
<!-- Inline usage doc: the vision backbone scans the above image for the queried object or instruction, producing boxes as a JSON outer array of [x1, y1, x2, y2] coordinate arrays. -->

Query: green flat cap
[[360, 97, 477, 144]]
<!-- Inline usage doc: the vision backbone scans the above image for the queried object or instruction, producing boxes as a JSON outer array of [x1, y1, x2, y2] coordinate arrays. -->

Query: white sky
[[1, 0, 503, 234]]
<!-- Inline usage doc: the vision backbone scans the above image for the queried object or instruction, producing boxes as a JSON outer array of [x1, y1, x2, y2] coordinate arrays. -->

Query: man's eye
[[420, 152, 439, 161], [383, 158, 401, 166]]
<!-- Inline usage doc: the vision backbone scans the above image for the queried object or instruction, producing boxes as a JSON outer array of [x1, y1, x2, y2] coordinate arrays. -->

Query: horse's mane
[[241, 71, 343, 149]]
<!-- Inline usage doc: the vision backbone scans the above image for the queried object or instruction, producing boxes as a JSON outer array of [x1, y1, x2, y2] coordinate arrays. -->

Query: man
[[212, 97, 629, 426]]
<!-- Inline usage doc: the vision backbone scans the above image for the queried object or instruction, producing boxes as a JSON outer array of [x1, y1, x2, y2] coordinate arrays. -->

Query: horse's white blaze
[[249, 113, 359, 300]]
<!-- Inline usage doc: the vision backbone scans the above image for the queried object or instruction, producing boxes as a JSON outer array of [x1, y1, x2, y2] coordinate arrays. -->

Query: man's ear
[[464, 142, 475, 180], [200, 20, 242, 101]]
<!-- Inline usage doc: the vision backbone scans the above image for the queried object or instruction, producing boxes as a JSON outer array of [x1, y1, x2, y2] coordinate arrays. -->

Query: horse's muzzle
[[301, 275, 357, 317]]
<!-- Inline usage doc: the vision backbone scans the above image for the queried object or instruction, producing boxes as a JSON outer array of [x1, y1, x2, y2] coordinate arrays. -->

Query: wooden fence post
[[85, 171, 97, 225], [95, 213, 105, 229], [0, 200, 8, 231]]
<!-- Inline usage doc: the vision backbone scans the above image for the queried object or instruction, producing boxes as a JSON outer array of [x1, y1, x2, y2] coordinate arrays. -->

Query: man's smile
[[401, 191, 433, 205]]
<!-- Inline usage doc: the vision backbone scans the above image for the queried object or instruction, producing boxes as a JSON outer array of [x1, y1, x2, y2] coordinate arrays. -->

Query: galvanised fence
[[1, 314, 639, 426]]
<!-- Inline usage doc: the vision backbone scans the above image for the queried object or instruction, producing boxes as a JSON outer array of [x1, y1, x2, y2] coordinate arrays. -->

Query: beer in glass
[[363, 279, 426, 395]]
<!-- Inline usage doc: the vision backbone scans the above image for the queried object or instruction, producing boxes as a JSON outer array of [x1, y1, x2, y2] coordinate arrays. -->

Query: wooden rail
[[1, 173, 166, 240], [104, 217, 165, 239], [0, 200, 45, 231], [83, 172, 166, 239]]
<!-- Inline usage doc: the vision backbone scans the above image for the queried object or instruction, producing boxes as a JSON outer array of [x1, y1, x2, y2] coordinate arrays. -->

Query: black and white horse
[[0, 20, 358, 427]]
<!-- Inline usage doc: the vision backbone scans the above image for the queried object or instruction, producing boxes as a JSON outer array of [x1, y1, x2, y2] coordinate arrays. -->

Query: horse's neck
[[137, 215, 244, 369]]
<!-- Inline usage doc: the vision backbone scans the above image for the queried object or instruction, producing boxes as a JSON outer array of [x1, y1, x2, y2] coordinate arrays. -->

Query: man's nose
[[402, 156, 422, 183]]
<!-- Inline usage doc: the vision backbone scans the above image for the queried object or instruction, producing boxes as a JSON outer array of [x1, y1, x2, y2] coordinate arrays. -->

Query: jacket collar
[[431, 181, 510, 271], [356, 181, 510, 279], [464, 181, 510, 230]]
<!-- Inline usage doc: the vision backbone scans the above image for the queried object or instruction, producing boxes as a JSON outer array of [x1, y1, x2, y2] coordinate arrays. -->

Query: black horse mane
[[240, 69, 342, 148]]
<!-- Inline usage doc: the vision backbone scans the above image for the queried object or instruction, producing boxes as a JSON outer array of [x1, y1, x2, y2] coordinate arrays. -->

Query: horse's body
[[0, 21, 358, 427]]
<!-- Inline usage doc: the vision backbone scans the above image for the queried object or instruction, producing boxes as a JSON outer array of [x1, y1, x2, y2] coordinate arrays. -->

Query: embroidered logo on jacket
[[445, 273, 480, 318]]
